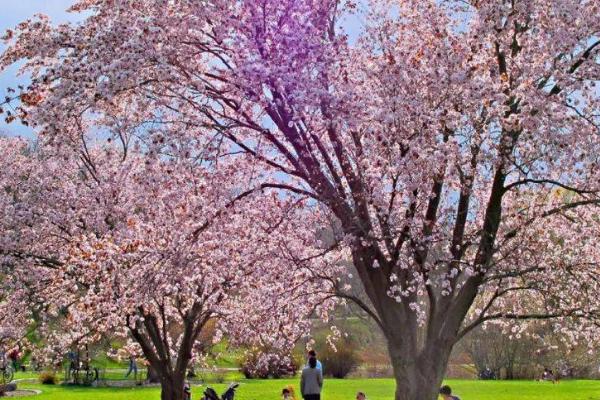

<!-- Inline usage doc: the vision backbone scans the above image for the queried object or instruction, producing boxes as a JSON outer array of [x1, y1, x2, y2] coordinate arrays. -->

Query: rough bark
[[389, 344, 451, 400], [159, 371, 186, 400], [375, 305, 456, 400], [147, 365, 161, 383]]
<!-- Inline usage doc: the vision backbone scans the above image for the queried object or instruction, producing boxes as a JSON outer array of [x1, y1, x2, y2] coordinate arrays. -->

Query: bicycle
[[0, 364, 14, 384], [72, 363, 98, 385], [67, 346, 98, 385]]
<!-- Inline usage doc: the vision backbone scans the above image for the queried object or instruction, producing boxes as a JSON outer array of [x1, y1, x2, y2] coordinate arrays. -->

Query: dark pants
[[125, 364, 137, 378], [304, 395, 320, 400]]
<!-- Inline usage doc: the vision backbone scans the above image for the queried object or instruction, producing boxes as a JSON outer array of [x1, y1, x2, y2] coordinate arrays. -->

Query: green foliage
[[317, 337, 360, 378], [307, 324, 362, 379], [303, 316, 389, 376]]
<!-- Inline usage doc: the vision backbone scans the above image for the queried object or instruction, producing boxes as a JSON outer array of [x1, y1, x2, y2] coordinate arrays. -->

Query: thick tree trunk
[[387, 338, 452, 400], [147, 365, 161, 383], [348, 251, 454, 400], [159, 371, 186, 400]]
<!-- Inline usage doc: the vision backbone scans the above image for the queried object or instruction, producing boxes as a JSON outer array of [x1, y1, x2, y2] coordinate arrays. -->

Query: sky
[[0, 0, 84, 137]]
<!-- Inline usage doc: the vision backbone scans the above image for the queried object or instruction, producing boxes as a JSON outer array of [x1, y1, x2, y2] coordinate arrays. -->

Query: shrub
[[318, 337, 360, 378], [240, 349, 298, 379], [39, 370, 58, 385], [352, 364, 393, 378], [213, 370, 226, 383]]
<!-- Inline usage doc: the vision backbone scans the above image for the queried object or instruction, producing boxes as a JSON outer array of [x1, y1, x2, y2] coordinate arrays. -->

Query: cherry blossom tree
[[0, 135, 341, 400], [2, 1, 600, 399]]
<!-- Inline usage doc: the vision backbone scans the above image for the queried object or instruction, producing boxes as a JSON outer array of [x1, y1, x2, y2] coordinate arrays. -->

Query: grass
[[14, 377, 600, 400]]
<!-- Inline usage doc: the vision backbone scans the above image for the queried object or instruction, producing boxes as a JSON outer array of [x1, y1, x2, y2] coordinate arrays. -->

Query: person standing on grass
[[7, 346, 20, 371], [125, 354, 138, 379], [301, 357, 323, 400], [307, 350, 323, 372], [0, 349, 7, 369]]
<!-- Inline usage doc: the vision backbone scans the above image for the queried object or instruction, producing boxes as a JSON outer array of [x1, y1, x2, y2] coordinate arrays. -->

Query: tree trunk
[[129, 307, 206, 400], [349, 251, 456, 400], [147, 365, 161, 383], [159, 371, 186, 400], [387, 339, 452, 400], [506, 363, 514, 380]]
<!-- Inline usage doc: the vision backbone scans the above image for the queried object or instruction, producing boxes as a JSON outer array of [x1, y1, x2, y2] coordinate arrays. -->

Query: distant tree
[[0, 137, 341, 400], [459, 324, 540, 379]]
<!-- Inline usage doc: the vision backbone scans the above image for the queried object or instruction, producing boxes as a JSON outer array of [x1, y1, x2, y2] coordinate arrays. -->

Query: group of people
[[540, 367, 560, 384], [291, 349, 460, 400], [281, 350, 325, 400], [123, 348, 462, 400], [284, 387, 365, 400]]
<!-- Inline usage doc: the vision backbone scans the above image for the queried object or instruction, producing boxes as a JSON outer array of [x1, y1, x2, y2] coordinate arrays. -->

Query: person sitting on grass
[[439, 385, 460, 400], [183, 380, 191, 400], [542, 367, 559, 383], [282, 386, 298, 400]]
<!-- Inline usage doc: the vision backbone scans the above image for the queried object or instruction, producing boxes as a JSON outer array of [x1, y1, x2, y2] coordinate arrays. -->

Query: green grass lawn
[[15, 378, 600, 400]]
